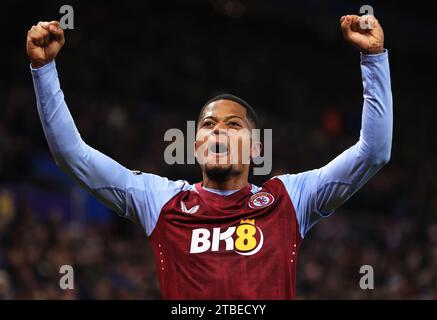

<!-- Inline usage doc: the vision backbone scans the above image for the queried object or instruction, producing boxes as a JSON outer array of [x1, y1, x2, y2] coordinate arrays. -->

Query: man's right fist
[[26, 21, 65, 68]]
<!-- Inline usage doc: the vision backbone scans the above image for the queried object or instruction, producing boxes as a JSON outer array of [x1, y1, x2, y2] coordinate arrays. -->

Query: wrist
[[30, 60, 56, 74], [360, 49, 388, 64], [361, 46, 384, 55], [30, 59, 48, 69]]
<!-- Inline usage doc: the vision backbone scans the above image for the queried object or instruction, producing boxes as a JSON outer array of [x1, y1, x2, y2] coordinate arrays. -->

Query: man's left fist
[[340, 15, 384, 54]]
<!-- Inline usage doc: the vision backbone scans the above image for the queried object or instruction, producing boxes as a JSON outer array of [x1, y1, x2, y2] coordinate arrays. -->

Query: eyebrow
[[201, 115, 245, 122]]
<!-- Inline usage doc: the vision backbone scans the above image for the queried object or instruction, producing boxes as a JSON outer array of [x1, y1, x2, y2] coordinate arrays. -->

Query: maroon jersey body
[[149, 178, 302, 299]]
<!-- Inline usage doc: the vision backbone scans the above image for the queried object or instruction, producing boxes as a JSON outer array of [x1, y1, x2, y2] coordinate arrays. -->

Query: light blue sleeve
[[278, 50, 393, 238], [31, 61, 189, 236]]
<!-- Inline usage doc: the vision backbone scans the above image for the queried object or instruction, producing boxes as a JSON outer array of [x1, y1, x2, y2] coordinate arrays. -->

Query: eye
[[202, 120, 214, 128], [228, 121, 241, 128]]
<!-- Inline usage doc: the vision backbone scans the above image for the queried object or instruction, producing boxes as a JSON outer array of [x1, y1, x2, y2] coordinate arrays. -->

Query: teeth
[[210, 143, 227, 154]]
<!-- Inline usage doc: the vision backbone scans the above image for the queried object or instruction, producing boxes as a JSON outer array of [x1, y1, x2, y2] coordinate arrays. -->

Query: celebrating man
[[27, 14, 392, 299]]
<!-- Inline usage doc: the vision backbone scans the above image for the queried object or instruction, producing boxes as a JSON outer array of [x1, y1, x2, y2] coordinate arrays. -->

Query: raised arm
[[278, 15, 393, 238], [27, 21, 188, 235]]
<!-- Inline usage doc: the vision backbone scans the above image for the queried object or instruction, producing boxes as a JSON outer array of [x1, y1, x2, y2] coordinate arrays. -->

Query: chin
[[204, 164, 233, 182]]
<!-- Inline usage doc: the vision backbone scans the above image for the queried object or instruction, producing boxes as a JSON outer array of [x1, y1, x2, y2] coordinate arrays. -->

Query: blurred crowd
[[1, 1, 436, 299], [0, 203, 160, 299]]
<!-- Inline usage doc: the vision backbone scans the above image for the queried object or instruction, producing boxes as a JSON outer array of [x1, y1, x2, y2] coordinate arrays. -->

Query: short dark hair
[[198, 93, 259, 129]]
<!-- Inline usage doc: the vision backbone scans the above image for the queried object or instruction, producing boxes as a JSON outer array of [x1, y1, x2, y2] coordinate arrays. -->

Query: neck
[[202, 172, 249, 191]]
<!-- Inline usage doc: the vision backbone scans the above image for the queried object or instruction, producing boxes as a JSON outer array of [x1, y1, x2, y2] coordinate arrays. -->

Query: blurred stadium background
[[1, 0, 436, 299]]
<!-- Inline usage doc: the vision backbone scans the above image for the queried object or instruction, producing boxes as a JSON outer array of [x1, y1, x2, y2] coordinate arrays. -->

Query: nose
[[212, 122, 228, 135]]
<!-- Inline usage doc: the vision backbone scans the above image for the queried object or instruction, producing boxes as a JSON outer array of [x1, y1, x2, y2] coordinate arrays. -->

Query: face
[[195, 99, 261, 181]]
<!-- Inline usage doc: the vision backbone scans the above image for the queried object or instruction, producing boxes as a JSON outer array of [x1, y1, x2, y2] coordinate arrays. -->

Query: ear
[[194, 132, 205, 158], [194, 140, 199, 158], [251, 140, 262, 159]]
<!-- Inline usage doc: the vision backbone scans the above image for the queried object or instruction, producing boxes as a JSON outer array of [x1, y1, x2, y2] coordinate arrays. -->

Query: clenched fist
[[26, 21, 65, 68], [340, 15, 384, 54]]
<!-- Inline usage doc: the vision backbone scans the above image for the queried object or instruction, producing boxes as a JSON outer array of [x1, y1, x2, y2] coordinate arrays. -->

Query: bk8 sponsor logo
[[189, 219, 264, 256]]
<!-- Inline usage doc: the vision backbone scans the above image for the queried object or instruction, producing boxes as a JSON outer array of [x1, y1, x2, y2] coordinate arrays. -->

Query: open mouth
[[209, 142, 228, 155]]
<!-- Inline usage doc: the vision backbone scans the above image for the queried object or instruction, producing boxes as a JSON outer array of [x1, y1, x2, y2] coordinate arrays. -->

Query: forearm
[[31, 61, 130, 213], [32, 61, 86, 169], [358, 50, 392, 163], [314, 50, 392, 214]]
